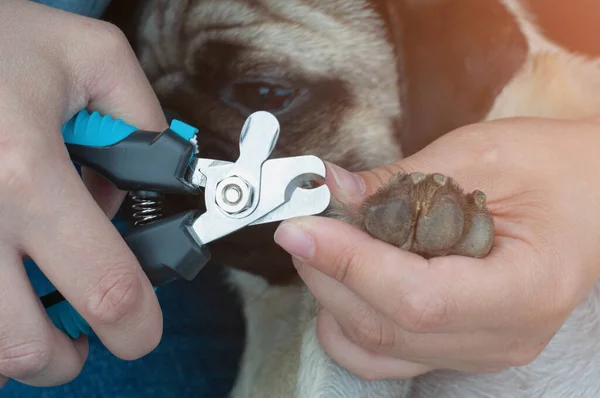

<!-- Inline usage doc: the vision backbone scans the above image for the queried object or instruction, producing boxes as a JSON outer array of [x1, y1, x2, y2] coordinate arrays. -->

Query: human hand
[[274, 116, 600, 380], [0, 1, 167, 387]]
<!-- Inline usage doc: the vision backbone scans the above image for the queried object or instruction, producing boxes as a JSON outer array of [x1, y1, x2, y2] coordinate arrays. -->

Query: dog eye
[[225, 81, 297, 114]]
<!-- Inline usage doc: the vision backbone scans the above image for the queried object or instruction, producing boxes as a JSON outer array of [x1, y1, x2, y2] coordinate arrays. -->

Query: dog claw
[[433, 173, 447, 186], [473, 190, 487, 208], [410, 172, 426, 184]]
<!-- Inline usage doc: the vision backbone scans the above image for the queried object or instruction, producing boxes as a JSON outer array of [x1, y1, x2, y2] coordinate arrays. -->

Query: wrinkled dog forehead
[[135, 0, 401, 115]]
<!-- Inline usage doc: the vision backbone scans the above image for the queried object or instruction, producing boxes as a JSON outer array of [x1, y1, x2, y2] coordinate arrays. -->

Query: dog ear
[[374, 0, 528, 156]]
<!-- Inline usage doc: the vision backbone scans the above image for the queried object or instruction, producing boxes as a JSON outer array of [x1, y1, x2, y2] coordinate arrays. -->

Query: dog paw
[[327, 172, 494, 258]]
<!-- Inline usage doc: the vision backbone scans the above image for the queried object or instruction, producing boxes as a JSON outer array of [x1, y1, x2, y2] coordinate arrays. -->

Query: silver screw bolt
[[215, 176, 252, 214], [224, 185, 242, 205]]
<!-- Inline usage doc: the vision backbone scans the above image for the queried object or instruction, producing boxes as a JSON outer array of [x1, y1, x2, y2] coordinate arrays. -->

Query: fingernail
[[327, 162, 365, 196], [274, 222, 315, 260]]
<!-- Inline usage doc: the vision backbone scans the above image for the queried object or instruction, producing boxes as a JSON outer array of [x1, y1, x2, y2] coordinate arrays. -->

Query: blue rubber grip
[[46, 301, 91, 339], [62, 109, 199, 145], [62, 110, 138, 147], [46, 288, 158, 339]]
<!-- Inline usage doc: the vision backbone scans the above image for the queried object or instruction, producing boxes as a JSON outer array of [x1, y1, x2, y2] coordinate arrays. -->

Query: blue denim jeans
[[2, 2, 244, 397], [30, 0, 112, 17], [4, 259, 244, 398]]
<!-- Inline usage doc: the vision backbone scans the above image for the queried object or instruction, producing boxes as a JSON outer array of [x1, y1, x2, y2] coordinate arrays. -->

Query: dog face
[[130, 0, 404, 282], [135, 0, 403, 167], [119, 0, 527, 282]]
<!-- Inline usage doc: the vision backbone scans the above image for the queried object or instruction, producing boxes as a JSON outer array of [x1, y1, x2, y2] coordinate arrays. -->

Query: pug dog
[[103, 0, 600, 396]]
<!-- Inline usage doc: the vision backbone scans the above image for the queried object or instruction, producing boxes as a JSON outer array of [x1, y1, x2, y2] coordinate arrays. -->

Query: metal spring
[[130, 191, 165, 226]]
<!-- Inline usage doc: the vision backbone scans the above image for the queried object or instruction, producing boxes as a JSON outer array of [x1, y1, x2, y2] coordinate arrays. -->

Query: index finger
[[275, 215, 525, 334]]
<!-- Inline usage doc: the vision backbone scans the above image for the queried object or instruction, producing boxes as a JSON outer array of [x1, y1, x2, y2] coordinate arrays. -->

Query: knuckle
[[84, 266, 141, 326], [332, 246, 364, 285], [0, 140, 37, 200], [75, 20, 136, 94], [0, 338, 53, 379], [347, 314, 381, 350], [395, 291, 450, 333], [447, 124, 502, 164], [345, 306, 396, 352], [92, 20, 130, 55]]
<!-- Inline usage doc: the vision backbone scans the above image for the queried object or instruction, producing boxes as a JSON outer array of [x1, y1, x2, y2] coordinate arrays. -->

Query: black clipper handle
[[66, 128, 199, 194], [123, 210, 210, 286]]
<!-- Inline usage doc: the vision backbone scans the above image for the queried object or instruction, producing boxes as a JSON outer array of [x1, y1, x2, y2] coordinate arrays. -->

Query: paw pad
[[329, 172, 495, 259]]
